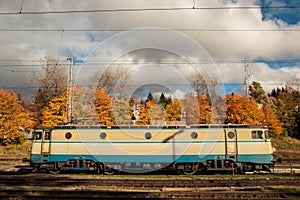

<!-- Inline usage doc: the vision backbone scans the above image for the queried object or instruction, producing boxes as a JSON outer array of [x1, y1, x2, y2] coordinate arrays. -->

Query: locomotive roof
[[34, 124, 268, 130]]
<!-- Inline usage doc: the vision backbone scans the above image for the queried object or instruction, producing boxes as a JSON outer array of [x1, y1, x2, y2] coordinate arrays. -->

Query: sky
[[0, 0, 300, 102]]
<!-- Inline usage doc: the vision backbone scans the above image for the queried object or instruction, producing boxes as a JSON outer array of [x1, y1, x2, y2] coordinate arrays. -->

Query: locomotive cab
[[29, 128, 52, 168]]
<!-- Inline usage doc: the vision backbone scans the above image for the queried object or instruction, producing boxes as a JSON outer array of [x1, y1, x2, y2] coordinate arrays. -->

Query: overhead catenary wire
[[0, 5, 300, 15], [1, 83, 300, 90], [0, 59, 299, 67], [1, 28, 300, 32]]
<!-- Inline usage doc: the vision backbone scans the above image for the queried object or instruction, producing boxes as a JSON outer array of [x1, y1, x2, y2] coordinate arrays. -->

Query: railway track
[[0, 175, 300, 188], [0, 174, 299, 199], [0, 189, 291, 199]]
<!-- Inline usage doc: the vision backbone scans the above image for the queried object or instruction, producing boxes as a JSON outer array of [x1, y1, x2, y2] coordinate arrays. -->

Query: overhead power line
[[0, 59, 299, 68], [1, 28, 300, 32], [0, 5, 300, 15], [2, 83, 300, 90]]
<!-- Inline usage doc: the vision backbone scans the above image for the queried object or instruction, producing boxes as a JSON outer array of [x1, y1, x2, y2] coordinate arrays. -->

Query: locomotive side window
[[65, 132, 72, 139], [227, 131, 235, 139], [145, 132, 152, 139], [251, 130, 264, 139], [34, 131, 42, 140], [191, 132, 198, 139], [265, 130, 270, 139], [44, 131, 51, 140], [100, 132, 107, 139]]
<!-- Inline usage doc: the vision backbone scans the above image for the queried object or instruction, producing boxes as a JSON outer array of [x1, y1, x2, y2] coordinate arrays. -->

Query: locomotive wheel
[[32, 164, 40, 172], [104, 170, 115, 175], [183, 169, 197, 175], [49, 169, 61, 174], [48, 163, 61, 174], [103, 165, 115, 175], [182, 164, 198, 175]]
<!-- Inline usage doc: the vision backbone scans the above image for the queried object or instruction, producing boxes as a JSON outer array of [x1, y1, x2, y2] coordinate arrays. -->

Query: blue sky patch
[[256, 0, 300, 25]]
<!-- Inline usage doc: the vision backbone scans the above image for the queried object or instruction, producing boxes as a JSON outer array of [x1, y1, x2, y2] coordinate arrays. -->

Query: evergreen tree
[[159, 93, 166, 108], [146, 92, 154, 102]]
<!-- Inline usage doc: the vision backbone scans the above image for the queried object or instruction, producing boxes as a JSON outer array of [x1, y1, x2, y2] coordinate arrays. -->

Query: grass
[[271, 135, 300, 160], [0, 140, 31, 159], [276, 187, 300, 198]]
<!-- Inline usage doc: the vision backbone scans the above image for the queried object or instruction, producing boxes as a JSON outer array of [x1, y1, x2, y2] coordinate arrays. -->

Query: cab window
[[251, 130, 264, 139], [265, 130, 270, 139], [34, 131, 42, 140], [44, 131, 51, 140]]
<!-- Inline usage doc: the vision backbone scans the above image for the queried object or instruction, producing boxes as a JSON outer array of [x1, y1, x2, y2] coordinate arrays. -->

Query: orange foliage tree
[[181, 93, 199, 124], [149, 103, 166, 125], [182, 93, 211, 124], [0, 90, 36, 145], [41, 92, 67, 126], [111, 97, 132, 125], [136, 101, 153, 125], [166, 99, 182, 122], [261, 105, 283, 135], [225, 94, 263, 125], [225, 94, 282, 135], [94, 88, 113, 125]]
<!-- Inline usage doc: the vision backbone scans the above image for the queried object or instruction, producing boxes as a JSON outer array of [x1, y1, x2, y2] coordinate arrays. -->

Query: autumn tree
[[71, 86, 99, 125], [261, 105, 283, 135], [30, 56, 67, 124], [225, 93, 282, 135], [225, 94, 264, 125], [190, 70, 218, 105], [40, 92, 67, 126], [149, 103, 166, 125], [166, 99, 182, 122], [111, 97, 131, 125], [270, 89, 296, 136], [249, 81, 266, 102], [136, 101, 153, 125], [94, 89, 113, 125], [0, 90, 36, 145], [182, 93, 211, 124], [92, 66, 131, 96], [181, 93, 199, 124]]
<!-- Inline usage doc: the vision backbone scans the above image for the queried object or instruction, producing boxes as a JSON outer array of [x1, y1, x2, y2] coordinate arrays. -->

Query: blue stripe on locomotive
[[31, 154, 273, 164]]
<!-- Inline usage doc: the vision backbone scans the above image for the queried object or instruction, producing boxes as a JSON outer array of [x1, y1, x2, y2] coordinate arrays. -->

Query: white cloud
[[0, 0, 299, 98]]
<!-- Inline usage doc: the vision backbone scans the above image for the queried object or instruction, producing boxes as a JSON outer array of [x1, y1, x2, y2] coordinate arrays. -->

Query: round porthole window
[[145, 132, 152, 139], [100, 132, 107, 139], [228, 131, 235, 139], [191, 132, 198, 139], [65, 132, 72, 139]]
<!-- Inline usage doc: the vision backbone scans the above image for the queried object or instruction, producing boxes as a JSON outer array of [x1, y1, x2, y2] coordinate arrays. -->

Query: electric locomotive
[[26, 124, 274, 174]]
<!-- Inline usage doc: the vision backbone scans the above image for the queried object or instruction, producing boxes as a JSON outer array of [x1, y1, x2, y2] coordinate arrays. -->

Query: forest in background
[[0, 56, 299, 145]]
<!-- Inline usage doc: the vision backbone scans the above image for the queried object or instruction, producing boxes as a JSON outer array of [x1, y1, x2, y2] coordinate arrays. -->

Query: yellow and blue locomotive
[[27, 124, 274, 174]]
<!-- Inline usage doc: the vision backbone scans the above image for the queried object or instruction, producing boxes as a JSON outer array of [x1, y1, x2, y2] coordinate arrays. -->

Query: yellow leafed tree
[[136, 101, 153, 125], [225, 94, 263, 125], [41, 93, 67, 126], [0, 90, 36, 145], [166, 99, 182, 122], [94, 89, 113, 125]]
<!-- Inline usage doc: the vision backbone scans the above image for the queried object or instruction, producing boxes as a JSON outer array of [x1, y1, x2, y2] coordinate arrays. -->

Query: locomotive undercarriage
[[30, 158, 271, 174]]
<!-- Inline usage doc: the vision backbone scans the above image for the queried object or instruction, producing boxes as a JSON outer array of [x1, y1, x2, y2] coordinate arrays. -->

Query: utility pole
[[243, 58, 250, 97], [66, 57, 74, 124]]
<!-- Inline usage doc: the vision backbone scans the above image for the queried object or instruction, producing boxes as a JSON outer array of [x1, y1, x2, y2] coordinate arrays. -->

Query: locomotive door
[[41, 130, 51, 155], [224, 129, 238, 160]]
